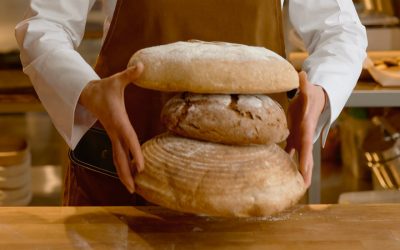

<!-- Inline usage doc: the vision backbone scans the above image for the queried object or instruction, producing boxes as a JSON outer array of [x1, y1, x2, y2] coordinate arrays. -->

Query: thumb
[[298, 71, 309, 93], [113, 62, 144, 86]]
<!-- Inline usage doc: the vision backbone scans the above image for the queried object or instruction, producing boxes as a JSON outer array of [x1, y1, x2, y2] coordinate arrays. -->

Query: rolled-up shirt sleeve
[[289, 0, 368, 145], [15, 0, 99, 149]]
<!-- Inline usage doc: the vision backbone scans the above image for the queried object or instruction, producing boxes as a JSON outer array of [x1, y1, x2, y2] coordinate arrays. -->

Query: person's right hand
[[285, 72, 326, 188], [79, 62, 145, 194]]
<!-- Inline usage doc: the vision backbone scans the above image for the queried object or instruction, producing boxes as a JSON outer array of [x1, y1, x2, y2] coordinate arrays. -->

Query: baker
[[15, 0, 367, 206]]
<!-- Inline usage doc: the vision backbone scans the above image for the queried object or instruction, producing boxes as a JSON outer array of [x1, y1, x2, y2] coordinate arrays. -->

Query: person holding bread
[[16, 0, 367, 206]]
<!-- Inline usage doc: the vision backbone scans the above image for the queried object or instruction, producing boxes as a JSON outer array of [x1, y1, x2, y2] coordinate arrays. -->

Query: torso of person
[[95, 0, 288, 144]]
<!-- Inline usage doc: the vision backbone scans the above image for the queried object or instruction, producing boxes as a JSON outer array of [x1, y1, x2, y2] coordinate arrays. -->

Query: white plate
[[364, 51, 400, 87], [0, 167, 31, 189], [365, 57, 400, 87], [0, 156, 30, 177], [0, 181, 31, 203], [0, 191, 32, 206]]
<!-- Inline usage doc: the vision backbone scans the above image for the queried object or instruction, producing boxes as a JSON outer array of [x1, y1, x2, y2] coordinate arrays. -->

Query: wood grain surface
[[0, 204, 399, 249]]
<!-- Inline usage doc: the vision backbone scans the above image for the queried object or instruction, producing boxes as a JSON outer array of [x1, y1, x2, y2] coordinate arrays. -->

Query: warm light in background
[[0, 0, 31, 52]]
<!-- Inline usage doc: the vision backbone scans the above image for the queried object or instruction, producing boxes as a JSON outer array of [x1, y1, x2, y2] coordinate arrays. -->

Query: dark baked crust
[[161, 93, 289, 145]]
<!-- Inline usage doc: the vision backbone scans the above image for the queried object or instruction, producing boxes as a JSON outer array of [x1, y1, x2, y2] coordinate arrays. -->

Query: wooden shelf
[[0, 70, 31, 89], [347, 81, 400, 107], [0, 99, 43, 113], [0, 70, 43, 113]]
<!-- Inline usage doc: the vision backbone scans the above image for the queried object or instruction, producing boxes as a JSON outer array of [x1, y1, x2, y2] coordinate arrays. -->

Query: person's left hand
[[286, 71, 326, 188], [79, 63, 145, 194]]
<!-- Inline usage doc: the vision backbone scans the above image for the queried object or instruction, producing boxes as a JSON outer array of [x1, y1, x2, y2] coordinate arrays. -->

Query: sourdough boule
[[161, 93, 289, 145], [134, 133, 306, 217]]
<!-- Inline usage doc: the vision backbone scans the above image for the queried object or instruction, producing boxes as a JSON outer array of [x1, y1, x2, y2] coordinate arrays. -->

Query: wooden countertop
[[0, 204, 399, 249]]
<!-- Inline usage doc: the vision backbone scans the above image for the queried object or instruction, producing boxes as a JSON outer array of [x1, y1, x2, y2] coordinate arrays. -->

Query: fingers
[[288, 71, 324, 188], [113, 61, 144, 86], [285, 137, 295, 155], [298, 71, 309, 93], [298, 128, 314, 187], [106, 109, 144, 193], [82, 64, 146, 194], [286, 125, 314, 188], [112, 139, 135, 194], [289, 148, 296, 159], [302, 164, 313, 188], [119, 118, 145, 172]]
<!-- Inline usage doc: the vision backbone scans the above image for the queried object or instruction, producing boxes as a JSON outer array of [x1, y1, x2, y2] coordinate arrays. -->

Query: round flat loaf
[[134, 133, 306, 217], [161, 93, 289, 145], [128, 41, 299, 94]]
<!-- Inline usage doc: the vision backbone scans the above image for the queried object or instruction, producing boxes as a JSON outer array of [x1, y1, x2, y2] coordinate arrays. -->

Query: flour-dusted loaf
[[134, 133, 306, 217], [128, 41, 299, 94], [161, 93, 289, 145]]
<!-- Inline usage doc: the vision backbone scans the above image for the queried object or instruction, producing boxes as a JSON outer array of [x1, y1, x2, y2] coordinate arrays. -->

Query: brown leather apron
[[64, 0, 287, 205]]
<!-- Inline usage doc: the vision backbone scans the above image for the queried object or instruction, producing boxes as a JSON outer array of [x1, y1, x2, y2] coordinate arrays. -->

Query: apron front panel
[[95, 0, 287, 143]]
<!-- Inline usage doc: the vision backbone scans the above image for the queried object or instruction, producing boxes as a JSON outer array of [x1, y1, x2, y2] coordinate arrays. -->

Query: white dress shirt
[[15, 0, 367, 149]]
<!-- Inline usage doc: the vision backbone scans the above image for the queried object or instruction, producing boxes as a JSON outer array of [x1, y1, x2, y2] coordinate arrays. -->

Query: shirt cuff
[[312, 85, 332, 147], [23, 49, 99, 149], [71, 102, 98, 149]]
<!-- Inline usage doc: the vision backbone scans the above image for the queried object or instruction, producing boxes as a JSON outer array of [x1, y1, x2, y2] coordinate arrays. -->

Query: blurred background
[[0, 0, 399, 206], [0, 0, 104, 206]]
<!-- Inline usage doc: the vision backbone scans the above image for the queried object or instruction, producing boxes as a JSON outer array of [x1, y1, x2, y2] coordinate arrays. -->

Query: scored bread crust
[[161, 93, 289, 145], [134, 133, 306, 217], [128, 41, 299, 94]]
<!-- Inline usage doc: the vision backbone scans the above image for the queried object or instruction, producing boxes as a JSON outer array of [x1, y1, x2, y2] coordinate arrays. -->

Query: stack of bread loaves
[[129, 41, 306, 217]]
